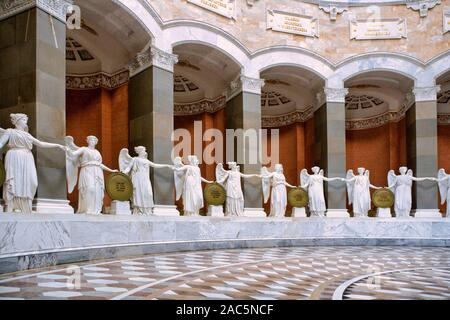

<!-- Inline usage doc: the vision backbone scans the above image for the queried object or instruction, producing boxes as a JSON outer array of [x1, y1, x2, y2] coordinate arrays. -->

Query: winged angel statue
[[172, 155, 213, 216], [0, 114, 65, 213], [65, 135, 117, 215], [388, 167, 436, 218], [300, 166, 343, 217], [261, 164, 296, 217], [215, 162, 259, 216], [344, 168, 381, 217], [437, 169, 450, 217], [119, 146, 173, 215]]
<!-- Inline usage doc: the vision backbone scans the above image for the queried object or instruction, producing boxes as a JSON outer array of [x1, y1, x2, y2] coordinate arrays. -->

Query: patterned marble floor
[[0, 246, 449, 300]]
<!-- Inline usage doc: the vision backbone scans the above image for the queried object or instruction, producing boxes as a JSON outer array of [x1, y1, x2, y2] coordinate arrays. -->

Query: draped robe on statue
[[2, 129, 37, 213], [127, 158, 154, 215], [67, 147, 105, 215], [347, 171, 372, 217], [269, 173, 288, 217], [216, 165, 245, 216], [388, 171, 413, 218], [175, 164, 204, 216]]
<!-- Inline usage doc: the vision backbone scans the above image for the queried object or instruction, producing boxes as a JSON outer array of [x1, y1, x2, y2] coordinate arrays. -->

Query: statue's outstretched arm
[[0, 130, 10, 149], [31, 136, 65, 151], [100, 164, 118, 173], [149, 161, 172, 170]]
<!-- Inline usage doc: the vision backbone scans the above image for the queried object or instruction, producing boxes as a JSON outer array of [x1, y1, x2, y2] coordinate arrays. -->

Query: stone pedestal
[[292, 207, 307, 218], [152, 205, 180, 217], [243, 208, 267, 217], [207, 205, 224, 217], [412, 209, 442, 218], [326, 209, 350, 218], [33, 199, 74, 214], [377, 208, 392, 218], [110, 201, 132, 215]]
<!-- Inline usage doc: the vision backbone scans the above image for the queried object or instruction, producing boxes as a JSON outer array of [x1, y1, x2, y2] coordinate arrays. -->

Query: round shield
[[373, 188, 395, 209], [288, 187, 309, 208], [0, 159, 5, 187], [106, 172, 133, 201], [204, 183, 226, 206]]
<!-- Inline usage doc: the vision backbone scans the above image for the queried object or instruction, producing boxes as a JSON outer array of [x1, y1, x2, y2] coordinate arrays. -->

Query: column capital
[[0, 0, 73, 22], [226, 75, 265, 100], [413, 85, 441, 102], [324, 87, 349, 103], [128, 46, 179, 76]]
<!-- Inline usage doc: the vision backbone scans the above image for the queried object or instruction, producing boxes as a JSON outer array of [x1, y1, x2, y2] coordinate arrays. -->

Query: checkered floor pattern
[[0, 247, 449, 300]]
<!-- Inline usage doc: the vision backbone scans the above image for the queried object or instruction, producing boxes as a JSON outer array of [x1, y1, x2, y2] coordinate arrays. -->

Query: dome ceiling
[[261, 91, 292, 107], [66, 38, 95, 62]]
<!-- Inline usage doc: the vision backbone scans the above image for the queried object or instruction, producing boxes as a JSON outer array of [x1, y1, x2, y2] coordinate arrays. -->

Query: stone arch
[[329, 53, 426, 88], [250, 46, 334, 80]]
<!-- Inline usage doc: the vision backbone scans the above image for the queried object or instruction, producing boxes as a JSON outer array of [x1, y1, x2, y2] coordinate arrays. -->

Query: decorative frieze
[[174, 96, 226, 116], [319, 4, 348, 21], [66, 71, 129, 90], [444, 7, 450, 34], [438, 114, 450, 125], [0, 0, 72, 22], [266, 10, 319, 38], [262, 109, 314, 128], [128, 46, 179, 76], [350, 18, 407, 40], [406, 0, 441, 17], [324, 87, 349, 103], [187, 0, 236, 19], [413, 86, 441, 102]]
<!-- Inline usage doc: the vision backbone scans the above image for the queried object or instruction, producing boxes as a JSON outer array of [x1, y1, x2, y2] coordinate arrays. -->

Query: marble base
[[243, 208, 267, 217], [412, 209, 442, 218], [33, 199, 74, 214], [152, 205, 180, 217], [377, 208, 393, 218], [292, 207, 307, 218], [0, 214, 450, 274], [326, 209, 350, 218], [110, 201, 131, 215], [207, 205, 224, 217]]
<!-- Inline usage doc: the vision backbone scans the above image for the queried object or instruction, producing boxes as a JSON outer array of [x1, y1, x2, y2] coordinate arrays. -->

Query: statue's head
[[312, 166, 320, 174], [275, 164, 283, 173], [228, 162, 238, 170], [357, 167, 366, 175], [10, 113, 28, 130], [86, 135, 98, 147], [135, 146, 147, 157], [188, 155, 199, 165], [173, 156, 182, 166], [399, 166, 408, 175]]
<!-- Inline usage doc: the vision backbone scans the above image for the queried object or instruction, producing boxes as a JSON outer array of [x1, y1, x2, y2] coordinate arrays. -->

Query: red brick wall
[[66, 84, 129, 210]]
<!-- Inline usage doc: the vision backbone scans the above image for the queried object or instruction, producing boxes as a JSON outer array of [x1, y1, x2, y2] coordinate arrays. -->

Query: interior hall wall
[[66, 84, 129, 210], [345, 122, 406, 215], [438, 125, 450, 214], [174, 110, 226, 214]]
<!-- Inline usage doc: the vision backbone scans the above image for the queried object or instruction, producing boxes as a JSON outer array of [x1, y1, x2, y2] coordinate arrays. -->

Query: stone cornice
[[174, 96, 226, 116], [406, 0, 441, 17], [0, 0, 73, 22], [413, 85, 441, 102], [128, 46, 179, 76], [66, 70, 129, 90], [262, 109, 314, 128]]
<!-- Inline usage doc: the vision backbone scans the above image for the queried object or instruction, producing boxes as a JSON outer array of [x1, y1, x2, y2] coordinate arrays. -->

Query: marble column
[[0, 5, 73, 213], [315, 88, 349, 218], [407, 86, 441, 218], [128, 46, 179, 216], [225, 75, 266, 217]]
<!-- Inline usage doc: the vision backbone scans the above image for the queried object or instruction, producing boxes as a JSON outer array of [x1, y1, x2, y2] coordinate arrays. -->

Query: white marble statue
[[216, 162, 259, 216], [344, 168, 382, 217], [437, 169, 450, 218], [173, 155, 213, 216], [119, 147, 173, 215], [261, 164, 296, 218], [0, 114, 66, 213], [65, 136, 118, 215], [300, 166, 343, 217], [388, 167, 436, 218]]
